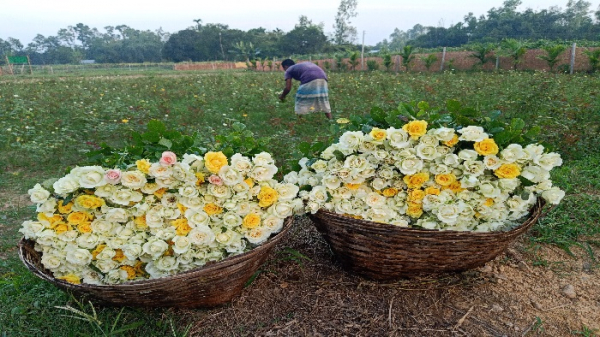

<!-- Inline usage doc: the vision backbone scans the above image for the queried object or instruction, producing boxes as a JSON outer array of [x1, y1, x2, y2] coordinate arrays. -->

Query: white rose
[[535, 152, 563, 171], [460, 175, 479, 188], [66, 248, 93, 266], [263, 216, 285, 233], [72, 166, 107, 188], [41, 253, 62, 270], [270, 201, 294, 219], [463, 160, 485, 176], [334, 199, 355, 215], [142, 238, 169, 259], [542, 187, 565, 205], [148, 163, 172, 178], [306, 201, 321, 214], [19, 220, 46, 239], [216, 166, 242, 186], [390, 217, 410, 227], [122, 243, 143, 260], [180, 196, 203, 210], [156, 176, 178, 189], [419, 134, 439, 146], [249, 165, 278, 182], [36, 198, 57, 214], [120, 171, 147, 189], [432, 127, 456, 142], [397, 157, 423, 175], [498, 178, 520, 192], [344, 155, 369, 170], [521, 165, 550, 183], [162, 207, 180, 220], [222, 212, 242, 228], [500, 144, 526, 163], [387, 127, 411, 149], [253, 152, 275, 166], [94, 184, 116, 198], [208, 184, 232, 199], [103, 269, 128, 284], [338, 131, 364, 151], [483, 155, 502, 170], [172, 236, 192, 254], [443, 153, 461, 168], [524, 144, 545, 160], [415, 143, 439, 160], [178, 184, 199, 198], [104, 208, 130, 223], [53, 175, 79, 196], [310, 160, 329, 173], [436, 204, 463, 225], [378, 166, 396, 180], [309, 186, 328, 205], [187, 225, 216, 246], [371, 178, 389, 191], [458, 150, 479, 162], [416, 218, 439, 229], [365, 192, 386, 207], [141, 183, 161, 194], [145, 207, 165, 228], [94, 259, 118, 273], [182, 153, 204, 167], [110, 188, 143, 206], [478, 183, 501, 198], [283, 171, 300, 185], [245, 226, 271, 245], [275, 183, 299, 201], [153, 256, 179, 272], [28, 184, 50, 204], [457, 125, 488, 142]]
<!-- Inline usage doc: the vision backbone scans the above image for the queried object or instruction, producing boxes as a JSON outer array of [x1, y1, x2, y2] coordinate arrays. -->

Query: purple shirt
[[284, 62, 328, 85]]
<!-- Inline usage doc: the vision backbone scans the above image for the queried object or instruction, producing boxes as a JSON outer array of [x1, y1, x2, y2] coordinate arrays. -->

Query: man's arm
[[279, 78, 292, 101]]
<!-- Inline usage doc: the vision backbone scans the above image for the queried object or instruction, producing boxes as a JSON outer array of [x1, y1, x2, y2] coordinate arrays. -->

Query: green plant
[[500, 39, 527, 70], [421, 54, 438, 71], [537, 44, 567, 72], [335, 54, 347, 71], [583, 48, 600, 72], [382, 53, 393, 71], [366, 59, 379, 71], [468, 43, 496, 69], [400, 45, 415, 71], [571, 324, 599, 336], [348, 51, 360, 70]]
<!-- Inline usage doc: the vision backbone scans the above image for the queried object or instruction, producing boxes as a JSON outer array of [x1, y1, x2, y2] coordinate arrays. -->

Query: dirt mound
[[184, 216, 599, 336]]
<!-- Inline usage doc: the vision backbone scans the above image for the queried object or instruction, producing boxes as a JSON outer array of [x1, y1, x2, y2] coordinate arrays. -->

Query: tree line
[[1, 0, 599, 65]]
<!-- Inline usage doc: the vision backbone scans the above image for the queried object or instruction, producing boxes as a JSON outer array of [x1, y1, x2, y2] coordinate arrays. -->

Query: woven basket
[[309, 199, 544, 280], [18, 217, 293, 308]]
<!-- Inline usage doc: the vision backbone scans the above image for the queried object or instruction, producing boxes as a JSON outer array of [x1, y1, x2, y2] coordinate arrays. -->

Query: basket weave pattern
[[19, 217, 293, 308], [309, 199, 544, 280]]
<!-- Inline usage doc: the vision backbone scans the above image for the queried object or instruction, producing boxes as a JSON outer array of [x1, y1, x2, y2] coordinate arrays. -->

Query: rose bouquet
[[19, 122, 302, 286], [286, 101, 564, 232]]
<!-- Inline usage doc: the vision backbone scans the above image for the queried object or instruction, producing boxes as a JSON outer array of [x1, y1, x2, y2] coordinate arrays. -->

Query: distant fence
[[0, 62, 175, 76]]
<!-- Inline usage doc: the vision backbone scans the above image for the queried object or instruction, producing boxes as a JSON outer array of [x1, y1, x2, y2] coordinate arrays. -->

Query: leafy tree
[[348, 51, 360, 70], [500, 38, 527, 70], [366, 59, 379, 71], [333, 0, 358, 45], [421, 54, 438, 71], [162, 29, 202, 62], [583, 48, 600, 72], [279, 16, 328, 56], [537, 43, 567, 72], [382, 53, 393, 71], [400, 45, 415, 71]]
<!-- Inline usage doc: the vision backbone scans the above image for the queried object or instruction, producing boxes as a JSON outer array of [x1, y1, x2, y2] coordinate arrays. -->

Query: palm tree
[[537, 44, 567, 72], [469, 43, 495, 69], [500, 39, 527, 70]]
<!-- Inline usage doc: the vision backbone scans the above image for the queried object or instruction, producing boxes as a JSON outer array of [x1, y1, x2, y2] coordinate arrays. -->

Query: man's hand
[[279, 94, 286, 102]]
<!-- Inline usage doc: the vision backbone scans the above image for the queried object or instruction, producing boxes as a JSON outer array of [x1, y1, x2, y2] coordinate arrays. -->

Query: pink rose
[[105, 169, 122, 185], [208, 175, 223, 186], [160, 151, 177, 166]]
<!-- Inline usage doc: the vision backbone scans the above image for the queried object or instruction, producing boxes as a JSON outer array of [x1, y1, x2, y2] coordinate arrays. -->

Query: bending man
[[279, 59, 332, 120]]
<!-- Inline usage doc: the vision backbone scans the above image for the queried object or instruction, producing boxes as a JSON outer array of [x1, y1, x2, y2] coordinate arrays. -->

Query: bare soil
[[183, 216, 600, 337]]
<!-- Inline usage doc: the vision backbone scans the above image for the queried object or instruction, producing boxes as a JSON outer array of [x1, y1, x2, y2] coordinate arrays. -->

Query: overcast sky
[[1, 0, 598, 46]]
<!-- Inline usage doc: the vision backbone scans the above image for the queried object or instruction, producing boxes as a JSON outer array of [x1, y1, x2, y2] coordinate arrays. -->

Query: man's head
[[281, 59, 295, 71]]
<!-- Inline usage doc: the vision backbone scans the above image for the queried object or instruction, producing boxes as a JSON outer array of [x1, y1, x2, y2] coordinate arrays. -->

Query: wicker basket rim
[[313, 198, 544, 237], [19, 216, 293, 289]]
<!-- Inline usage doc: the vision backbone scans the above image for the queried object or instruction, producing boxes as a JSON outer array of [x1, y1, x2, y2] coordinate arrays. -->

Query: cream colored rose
[[283, 171, 300, 184], [72, 166, 107, 189], [104, 208, 129, 223], [177, 184, 199, 198], [41, 252, 62, 270], [269, 201, 294, 218], [94, 184, 116, 198], [534, 152, 563, 171], [222, 212, 242, 227], [187, 225, 215, 246], [171, 236, 191, 254], [521, 165, 550, 183], [28, 183, 50, 204], [457, 125, 488, 142], [432, 127, 456, 142], [245, 226, 271, 245], [416, 143, 439, 160], [275, 183, 300, 200], [249, 165, 278, 182], [120, 171, 147, 189], [483, 155, 502, 170], [208, 184, 232, 199], [110, 188, 143, 206], [478, 183, 501, 198], [142, 238, 169, 259], [309, 186, 328, 204], [53, 175, 80, 196], [149, 163, 173, 178], [65, 247, 93, 266], [542, 187, 565, 205], [365, 192, 386, 208], [263, 216, 285, 233], [338, 131, 364, 151], [230, 153, 253, 174], [500, 144, 526, 163], [35, 198, 57, 215], [253, 152, 275, 166], [463, 160, 485, 176], [387, 127, 411, 149], [443, 154, 461, 167], [122, 243, 143, 260], [397, 157, 423, 175], [458, 149, 478, 162]]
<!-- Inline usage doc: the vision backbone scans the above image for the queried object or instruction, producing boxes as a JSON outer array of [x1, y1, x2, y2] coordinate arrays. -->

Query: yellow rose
[[177, 203, 188, 214], [154, 188, 168, 198], [75, 195, 104, 209], [120, 265, 136, 280], [57, 200, 74, 214], [443, 181, 465, 193], [195, 172, 205, 185], [53, 222, 72, 234], [38, 213, 63, 226], [57, 274, 81, 285], [203, 203, 223, 215], [345, 183, 361, 190], [77, 222, 93, 233], [369, 128, 387, 141], [67, 211, 89, 225], [92, 244, 106, 260], [484, 198, 495, 207], [407, 189, 426, 203], [494, 163, 521, 179], [204, 151, 228, 173], [425, 186, 441, 195], [134, 215, 148, 230], [443, 134, 459, 147], [474, 138, 499, 156], [406, 203, 424, 218], [136, 159, 151, 174], [435, 173, 457, 187], [244, 178, 255, 188], [258, 186, 278, 208], [382, 188, 398, 197], [243, 213, 261, 229], [112, 249, 126, 263], [172, 218, 192, 235], [402, 120, 428, 139], [403, 172, 429, 189]]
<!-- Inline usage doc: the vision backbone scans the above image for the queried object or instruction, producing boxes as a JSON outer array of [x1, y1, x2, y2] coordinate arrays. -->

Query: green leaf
[[487, 110, 502, 120], [493, 130, 513, 146], [310, 142, 324, 153], [417, 101, 430, 111], [158, 137, 173, 149], [511, 118, 525, 131], [142, 131, 160, 143], [361, 124, 373, 134], [147, 120, 166, 134], [370, 106, 387, 123], [232, 122, 247, 132], [333, 150, 346, 161], [459, 107, 479, 117], [446, 99, 461, 113], [298, 142, 311, 156]]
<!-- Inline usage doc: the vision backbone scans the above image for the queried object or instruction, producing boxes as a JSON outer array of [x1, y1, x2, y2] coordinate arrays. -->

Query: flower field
[[1, 70, 599, 335]]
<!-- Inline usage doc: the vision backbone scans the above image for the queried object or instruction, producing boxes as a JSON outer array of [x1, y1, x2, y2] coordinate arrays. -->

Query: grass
[[0, 69, 599, 335]]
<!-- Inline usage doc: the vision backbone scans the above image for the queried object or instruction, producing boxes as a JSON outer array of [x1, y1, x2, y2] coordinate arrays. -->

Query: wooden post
[[6, 55, 14, 75], [395, 55, 400, 72], [440, 47, 446, 72], [495, 55, 500, 71], [27, 55, 33, 74], [570, 42, 576, 75], [361, 30, 365, 71]]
